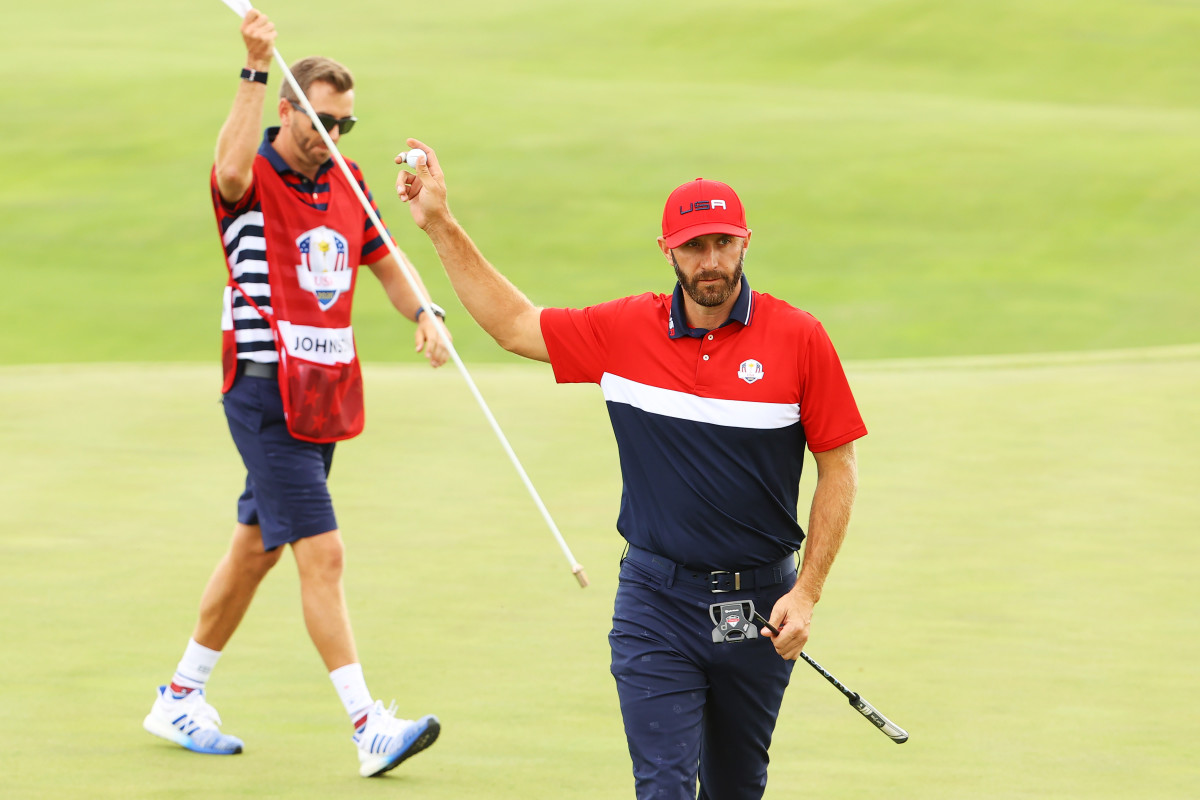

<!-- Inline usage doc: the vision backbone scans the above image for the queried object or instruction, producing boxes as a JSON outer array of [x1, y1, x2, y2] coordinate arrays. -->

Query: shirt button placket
[[697, 333, 714, 386]]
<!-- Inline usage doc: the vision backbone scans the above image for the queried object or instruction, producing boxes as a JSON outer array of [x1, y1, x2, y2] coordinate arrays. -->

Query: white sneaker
[[143, 686, 244, 755], [354, 700, 440, 777]]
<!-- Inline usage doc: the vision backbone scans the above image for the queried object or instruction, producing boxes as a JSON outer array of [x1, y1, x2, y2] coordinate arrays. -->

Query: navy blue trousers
[[609, 553, 796, 800], [223, 373, 338, 551]]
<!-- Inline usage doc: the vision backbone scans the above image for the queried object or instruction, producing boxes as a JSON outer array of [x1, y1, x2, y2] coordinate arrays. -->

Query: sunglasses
[[289, 100, 357, 135]]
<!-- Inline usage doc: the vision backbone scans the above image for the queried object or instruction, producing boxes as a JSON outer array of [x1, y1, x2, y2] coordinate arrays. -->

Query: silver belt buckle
[[709, 570, 741, 593]]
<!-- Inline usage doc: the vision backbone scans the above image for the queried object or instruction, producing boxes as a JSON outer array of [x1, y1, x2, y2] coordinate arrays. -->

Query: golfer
[[396, 140, 866, 799], [142, 12, 446, 778]]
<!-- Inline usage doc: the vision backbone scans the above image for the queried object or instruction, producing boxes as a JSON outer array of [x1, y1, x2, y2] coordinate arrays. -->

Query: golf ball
[[401, 149, 427, 167]]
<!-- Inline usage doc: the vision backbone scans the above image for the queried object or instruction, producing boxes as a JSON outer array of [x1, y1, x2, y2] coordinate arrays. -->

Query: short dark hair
[[280, 57, 354, 103]]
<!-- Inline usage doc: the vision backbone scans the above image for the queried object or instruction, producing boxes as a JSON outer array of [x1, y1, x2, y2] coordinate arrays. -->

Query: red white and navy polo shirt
[[540, 276, 867, 570], [212, 127, 392, 365]]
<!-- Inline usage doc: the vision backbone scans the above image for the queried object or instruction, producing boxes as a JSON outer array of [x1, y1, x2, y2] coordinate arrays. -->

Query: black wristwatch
[[415, 303, 446, 322], [240, 67, 268, 85]]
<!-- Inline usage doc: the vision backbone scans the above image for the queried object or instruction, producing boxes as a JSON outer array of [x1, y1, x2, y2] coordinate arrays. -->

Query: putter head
[[710, 601, 758, 643]]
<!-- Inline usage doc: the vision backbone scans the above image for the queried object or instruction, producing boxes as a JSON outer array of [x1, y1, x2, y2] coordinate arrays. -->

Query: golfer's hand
[[763, 589, 815, 661], [241, 9, 276, 70], [396, 139, 451, 232], [415, 312, 451, 368]]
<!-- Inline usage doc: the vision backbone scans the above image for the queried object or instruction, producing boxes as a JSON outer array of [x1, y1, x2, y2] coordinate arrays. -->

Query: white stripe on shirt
[[599, 373, 799, 430], [228, 236, 268, 267], [222, 211, 265, 245]]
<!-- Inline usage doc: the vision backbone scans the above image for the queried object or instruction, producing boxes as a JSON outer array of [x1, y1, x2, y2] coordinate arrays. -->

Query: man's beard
[[302, 130, 330, 163], [672, 251, 745, 308], [291, 118, 330, 167]]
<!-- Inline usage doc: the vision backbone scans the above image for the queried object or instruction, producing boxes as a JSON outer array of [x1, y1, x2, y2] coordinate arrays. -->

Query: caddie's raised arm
[[215, 10, 276, 204], [395, 139, 549, 363]]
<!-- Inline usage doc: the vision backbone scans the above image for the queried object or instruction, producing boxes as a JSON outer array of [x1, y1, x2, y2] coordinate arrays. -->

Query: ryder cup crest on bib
[[295, 226, 352, 310], [738, 359, 764, 384]]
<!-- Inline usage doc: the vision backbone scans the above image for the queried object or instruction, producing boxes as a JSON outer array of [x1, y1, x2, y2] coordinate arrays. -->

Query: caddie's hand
[[241, 9, 276, 70], [415, 312, 451, 368], [395, 139, 451, 232], [763, 589, 815, 661]]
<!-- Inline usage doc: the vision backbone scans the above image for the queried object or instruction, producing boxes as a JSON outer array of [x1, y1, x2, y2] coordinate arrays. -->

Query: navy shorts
[[223, 373, 338, 551], [610, 549, 796, 800]]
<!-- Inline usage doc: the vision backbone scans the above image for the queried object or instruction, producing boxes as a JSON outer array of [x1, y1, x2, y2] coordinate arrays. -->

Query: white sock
[[170, 638, 222, 696], [330, 663, 373, 730]]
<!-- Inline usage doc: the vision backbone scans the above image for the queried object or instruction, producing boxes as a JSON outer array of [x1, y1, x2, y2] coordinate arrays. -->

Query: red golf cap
[[661, 178, 748, 249]]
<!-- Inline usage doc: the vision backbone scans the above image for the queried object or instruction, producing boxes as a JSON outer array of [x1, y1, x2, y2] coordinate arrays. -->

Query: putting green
[[1, 346, 1195, 798]]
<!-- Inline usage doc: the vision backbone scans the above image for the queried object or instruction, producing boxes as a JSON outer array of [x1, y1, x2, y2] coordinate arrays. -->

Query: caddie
[[142, 11, 448, 778], [395, 139, 866, 799]]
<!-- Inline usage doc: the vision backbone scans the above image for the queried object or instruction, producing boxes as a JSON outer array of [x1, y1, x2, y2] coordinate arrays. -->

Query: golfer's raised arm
[[215, 10, 276, 204], [396, 140, 549, 363]]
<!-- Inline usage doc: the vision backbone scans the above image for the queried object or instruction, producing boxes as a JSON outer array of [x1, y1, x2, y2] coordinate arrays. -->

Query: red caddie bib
[[222, 155, 368, 442]]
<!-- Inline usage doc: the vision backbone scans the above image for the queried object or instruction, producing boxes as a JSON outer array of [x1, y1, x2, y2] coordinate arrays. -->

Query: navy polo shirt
[[247, 127, 391, 260], [541, 275, 867, 570]]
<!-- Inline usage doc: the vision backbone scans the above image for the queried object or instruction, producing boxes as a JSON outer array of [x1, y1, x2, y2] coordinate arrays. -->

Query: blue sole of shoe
[[184, 740, 244, 755], [144, 712, 244, 756], [372, 717, 441, 777]]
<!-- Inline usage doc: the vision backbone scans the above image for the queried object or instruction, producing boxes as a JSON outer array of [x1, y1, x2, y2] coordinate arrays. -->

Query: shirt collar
[[668, 274, 754, 339], [258, 127, 334, 181]]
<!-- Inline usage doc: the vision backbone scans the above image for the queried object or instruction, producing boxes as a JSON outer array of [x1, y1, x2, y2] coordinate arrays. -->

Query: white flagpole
[[217, 0, 588, 588]]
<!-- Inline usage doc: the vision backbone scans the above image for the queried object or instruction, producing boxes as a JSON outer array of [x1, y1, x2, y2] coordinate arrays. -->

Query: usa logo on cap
[[661, 178, 748, 249]]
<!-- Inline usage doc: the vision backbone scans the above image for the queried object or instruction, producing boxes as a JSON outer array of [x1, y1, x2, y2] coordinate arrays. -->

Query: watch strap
[[240, 67, 268, 85], [415, 303, 446, 321]]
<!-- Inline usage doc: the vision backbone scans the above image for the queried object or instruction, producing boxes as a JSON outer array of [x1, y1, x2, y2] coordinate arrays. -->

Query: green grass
[[4, 1, 1199, 797], [4, 0, 1200, 364], [2, 349, 1198, 798]]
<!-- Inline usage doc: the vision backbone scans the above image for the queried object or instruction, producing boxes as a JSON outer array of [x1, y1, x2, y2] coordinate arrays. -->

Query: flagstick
[[216, 0, 588, 588]]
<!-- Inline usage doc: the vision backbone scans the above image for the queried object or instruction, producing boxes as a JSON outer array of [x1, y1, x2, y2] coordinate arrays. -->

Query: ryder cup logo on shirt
[[737, 359, 764, 384], [295, 226, 352, 310]]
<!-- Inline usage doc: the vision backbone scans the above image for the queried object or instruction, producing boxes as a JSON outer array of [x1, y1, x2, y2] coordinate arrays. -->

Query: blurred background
[[5, 0, 1200, 365], [2, 2, 1197, 798]]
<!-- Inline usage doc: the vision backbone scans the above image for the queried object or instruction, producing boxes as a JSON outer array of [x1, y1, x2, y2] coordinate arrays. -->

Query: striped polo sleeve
[[345, 159, 393, 265]]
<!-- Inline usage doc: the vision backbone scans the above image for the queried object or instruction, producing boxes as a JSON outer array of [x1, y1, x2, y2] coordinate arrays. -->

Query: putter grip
[[850, 693, 909, 744]]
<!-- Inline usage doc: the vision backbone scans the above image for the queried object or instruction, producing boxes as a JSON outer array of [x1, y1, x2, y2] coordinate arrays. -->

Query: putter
[[753, 610, 909, 744]]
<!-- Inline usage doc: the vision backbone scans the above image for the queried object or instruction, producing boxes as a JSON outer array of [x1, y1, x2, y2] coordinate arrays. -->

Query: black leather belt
[[239, 360, 278, 379], [623, 545, 796, 593]]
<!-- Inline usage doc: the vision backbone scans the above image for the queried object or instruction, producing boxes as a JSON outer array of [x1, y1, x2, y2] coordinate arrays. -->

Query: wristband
[[240, 67, 268, 85], [415, 303, 446, 322]]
